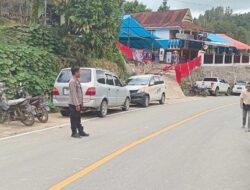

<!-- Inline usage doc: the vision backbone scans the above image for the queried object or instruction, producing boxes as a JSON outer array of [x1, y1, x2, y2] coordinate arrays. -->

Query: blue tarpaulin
[[119, 15, 163, 49], [207, 33, 231, 44]]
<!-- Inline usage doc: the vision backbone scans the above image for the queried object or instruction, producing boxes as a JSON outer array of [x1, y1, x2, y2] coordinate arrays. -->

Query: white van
[[53, 68, 130, 117], [126, 75, 166, 107]]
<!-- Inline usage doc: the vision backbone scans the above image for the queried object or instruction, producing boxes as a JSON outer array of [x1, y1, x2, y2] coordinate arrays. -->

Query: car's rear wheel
[[143, 95, 150, 107], [98, 100, 108, 117], [159, 93, 165, 104], [122, 98, 130, 111], [60, 109, 70, 117]]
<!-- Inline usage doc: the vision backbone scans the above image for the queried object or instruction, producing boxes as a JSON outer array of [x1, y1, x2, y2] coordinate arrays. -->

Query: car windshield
[[57, 69, 91, 83], [203, 78, 218, 82], [127, 77, 150, 85]]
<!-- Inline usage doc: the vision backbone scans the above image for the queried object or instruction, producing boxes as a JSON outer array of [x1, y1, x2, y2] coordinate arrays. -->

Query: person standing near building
[[240, 82, 250, 132], [69, 66, 89, 138]]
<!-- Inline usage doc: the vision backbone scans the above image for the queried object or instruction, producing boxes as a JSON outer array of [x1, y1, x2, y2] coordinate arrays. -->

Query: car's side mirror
[[149, 82, 154, 86]]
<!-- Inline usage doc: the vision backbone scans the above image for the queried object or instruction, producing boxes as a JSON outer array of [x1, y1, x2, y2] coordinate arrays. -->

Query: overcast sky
[[135, 0, 250, 17]]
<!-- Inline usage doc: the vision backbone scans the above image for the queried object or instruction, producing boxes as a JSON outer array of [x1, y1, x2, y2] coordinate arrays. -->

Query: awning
[[119, 15, 163, 49], [207, 33, 231, 44], [218, 34, 250, 50]]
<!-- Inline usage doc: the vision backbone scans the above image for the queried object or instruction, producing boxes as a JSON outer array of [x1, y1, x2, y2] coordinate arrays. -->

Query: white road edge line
[[0, 107, 146, 141]]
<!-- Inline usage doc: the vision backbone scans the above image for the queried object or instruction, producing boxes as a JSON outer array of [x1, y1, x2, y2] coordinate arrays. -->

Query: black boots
[[79, 125, 89, 137], [71, 133, 81, 138], [71, 125, 89, 138], [79, 131, 89, 137]]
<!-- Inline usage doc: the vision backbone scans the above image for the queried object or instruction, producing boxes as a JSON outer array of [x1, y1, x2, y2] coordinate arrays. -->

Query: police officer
[[69, 66, 89, 138], [240, 82, 250, 132]]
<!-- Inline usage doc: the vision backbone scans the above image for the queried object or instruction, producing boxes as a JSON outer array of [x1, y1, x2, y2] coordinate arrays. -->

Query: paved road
[[0, 96, 250, 190]]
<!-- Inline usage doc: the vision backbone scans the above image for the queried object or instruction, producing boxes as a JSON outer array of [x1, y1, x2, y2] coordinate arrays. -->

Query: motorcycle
[[0, 88, 35, 126], [16, 83, 50, 123], [189, 85, 210, 97]]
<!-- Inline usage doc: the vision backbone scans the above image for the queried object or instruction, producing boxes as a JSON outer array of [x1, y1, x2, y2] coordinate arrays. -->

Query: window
[[106, 74, 114, 86], [96, 70, 106, 84], [57, 70, 71, 83], [114, 76, 122, 87], [203, 78, 218, 82], [149, 77, 155, 86], [154, 76, 164, 85], [154, 76, 160, 82], [57, 69, 91, 83], [80, 69, 91, 83]]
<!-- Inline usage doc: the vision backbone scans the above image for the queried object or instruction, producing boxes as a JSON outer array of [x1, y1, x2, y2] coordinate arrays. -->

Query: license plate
[[63, 88, 70, 95], [237, 87, 242, 90]]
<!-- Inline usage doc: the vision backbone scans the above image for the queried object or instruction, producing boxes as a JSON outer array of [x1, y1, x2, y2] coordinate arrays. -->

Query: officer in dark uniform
[[69, 66, 89, 138]]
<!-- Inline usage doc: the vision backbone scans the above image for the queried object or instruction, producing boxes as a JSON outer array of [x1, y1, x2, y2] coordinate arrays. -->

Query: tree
[[66, 0, 123, 61], [122, 0, 151, 14], [158, 0, 170, 12], [194, 7, 250, 44]]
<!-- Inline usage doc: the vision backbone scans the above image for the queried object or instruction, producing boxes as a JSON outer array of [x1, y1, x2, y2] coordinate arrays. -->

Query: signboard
[[159, 48, 165, 62], [166, 52, 172, 64], [176, 33, 194, 40]]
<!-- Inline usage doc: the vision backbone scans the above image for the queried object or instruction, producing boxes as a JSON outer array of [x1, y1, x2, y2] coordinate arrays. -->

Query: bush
[[0, 43, 60, 97]]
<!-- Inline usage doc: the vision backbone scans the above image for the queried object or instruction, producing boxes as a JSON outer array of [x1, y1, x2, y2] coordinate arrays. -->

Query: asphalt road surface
[[0, 96, 250, 190]]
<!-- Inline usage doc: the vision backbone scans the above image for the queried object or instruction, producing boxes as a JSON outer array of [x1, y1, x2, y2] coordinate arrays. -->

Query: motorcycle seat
[[7, 98, 27, 106]]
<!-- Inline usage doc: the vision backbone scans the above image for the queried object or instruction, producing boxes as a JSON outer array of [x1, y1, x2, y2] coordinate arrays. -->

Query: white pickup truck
[[195, 77, 231, 96]]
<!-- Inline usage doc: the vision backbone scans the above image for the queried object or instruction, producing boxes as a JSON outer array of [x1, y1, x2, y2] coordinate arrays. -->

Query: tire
[[225, 88, 231, 96], [37, 108, 49, 123], [60, 109, 70, 117], [21, 111, 35, 126], [0, 111, 7, 124], [159, 93, 166, 104], [98, 100, 108, 117], [143, 95, 150, 107], [214, 87, 219, 96], [189, 90, 196, 96], [201, 90, 207, 97], [122, 98, 130, 111]]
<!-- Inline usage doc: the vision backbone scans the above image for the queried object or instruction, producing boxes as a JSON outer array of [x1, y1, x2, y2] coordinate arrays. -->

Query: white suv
[[126, 75, 166, 107], [53, 68, 130, 117]]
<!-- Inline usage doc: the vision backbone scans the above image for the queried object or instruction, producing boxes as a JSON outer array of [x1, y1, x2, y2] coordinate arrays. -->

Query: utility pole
[[127, 16, 131, 48], [44, 0, 47, 25]]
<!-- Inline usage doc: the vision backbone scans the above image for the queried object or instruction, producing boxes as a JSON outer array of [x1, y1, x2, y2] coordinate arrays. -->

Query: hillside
[[194, 7, 250, 44]]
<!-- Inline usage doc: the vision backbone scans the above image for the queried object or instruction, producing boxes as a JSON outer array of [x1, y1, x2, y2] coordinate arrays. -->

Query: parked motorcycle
[[16, 83, 50, 123], [189, 85, 210, 97], [0, 88, 35, 126]]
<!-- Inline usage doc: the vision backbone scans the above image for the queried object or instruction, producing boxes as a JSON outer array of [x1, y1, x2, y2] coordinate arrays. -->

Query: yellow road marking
[[49, 103, 236, 190]]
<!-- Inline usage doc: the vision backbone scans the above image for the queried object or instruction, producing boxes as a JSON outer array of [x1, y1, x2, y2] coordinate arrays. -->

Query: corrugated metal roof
[[133, 9, 205, 31]]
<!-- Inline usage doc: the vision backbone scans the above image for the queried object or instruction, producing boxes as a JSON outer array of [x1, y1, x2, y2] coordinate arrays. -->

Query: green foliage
[[65, 0, 126, 70], [195, 7, 250, 44], [122, 0, 151, 14], [67, 0, 122, 57], [25, 25, 67, 55], [0, 25, 67, 56], [158, 0, 170, 12], [0, 43, 59, 97]]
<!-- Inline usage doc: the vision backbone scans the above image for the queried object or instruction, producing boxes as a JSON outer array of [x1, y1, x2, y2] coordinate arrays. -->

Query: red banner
[[175, 56, 201, 84], [116, 42, 133, 60]]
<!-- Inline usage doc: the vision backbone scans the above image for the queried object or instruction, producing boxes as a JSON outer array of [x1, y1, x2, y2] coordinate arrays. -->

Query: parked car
[[196, 77, 231, 96], [126, 75, 166, 107], [53, 68, 130, 117], [232, 81, 247, 95]]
